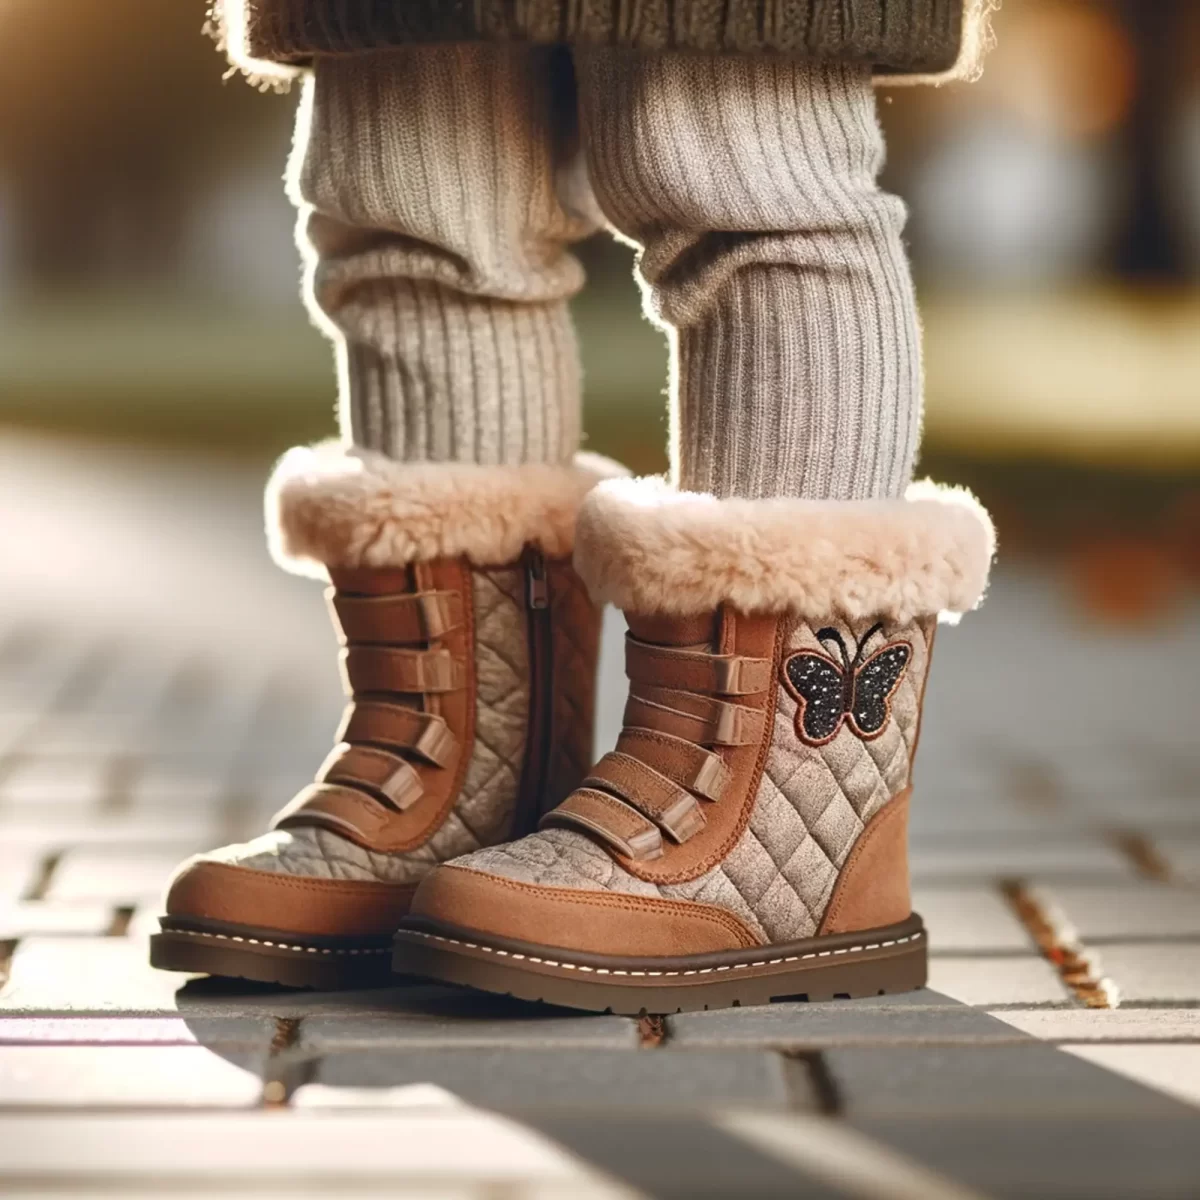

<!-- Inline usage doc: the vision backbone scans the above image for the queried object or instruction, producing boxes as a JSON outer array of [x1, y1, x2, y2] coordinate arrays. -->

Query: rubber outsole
[[391, 913, 927, 1014], [149, 923, 394, 990]]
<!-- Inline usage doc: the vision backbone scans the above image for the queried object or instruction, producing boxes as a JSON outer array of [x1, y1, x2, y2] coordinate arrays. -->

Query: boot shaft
[[266, 447, 622, 861], [539, 602, 933, 942]]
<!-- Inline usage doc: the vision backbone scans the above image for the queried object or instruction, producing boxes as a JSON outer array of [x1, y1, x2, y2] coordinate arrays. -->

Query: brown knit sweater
[[215, 1, 983, 78]]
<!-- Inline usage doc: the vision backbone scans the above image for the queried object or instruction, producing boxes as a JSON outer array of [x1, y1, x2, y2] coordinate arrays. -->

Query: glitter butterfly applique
[[782, 623, 912, 747]]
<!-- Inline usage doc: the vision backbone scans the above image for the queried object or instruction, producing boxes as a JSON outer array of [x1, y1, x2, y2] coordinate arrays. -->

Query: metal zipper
[[526, 549, 550, 612], [514, 548, 554, 836]]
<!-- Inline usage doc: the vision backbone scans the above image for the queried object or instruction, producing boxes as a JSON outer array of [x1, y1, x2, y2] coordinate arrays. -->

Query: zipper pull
[[525, 549, 549, 610]]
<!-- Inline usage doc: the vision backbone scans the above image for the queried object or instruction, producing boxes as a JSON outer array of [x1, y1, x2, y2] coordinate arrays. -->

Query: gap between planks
[[1001, 879, 1119, 1009]]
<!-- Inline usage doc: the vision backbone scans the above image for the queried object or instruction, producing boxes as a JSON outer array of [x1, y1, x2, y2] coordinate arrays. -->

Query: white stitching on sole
[[402, 930, 922, 978], [162, 928, 390, 957]]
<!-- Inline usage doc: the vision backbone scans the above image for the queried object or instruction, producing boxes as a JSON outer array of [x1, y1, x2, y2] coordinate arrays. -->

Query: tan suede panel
[[819, 789, 912, 935], [452, 614, 933, 945], [412, 864, 762, 954], [165, 860, 417, 937]]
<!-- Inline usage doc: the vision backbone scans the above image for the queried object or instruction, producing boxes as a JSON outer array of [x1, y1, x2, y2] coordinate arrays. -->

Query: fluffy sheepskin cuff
[[267, 443, 629, 578], [574, 478, 996, 624]]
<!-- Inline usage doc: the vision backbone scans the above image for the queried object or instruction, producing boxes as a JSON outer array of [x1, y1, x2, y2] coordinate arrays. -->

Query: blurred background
[[0, 0, 1198, 648], [2, 7, 1200, 1180]]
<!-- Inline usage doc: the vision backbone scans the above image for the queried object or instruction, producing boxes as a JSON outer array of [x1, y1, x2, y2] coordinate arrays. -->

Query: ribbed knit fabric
[[291, 45, 596, 463], [577, 51, 923, 501]]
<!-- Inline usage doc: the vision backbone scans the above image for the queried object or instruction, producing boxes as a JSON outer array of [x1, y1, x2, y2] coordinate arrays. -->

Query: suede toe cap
[[409, 863, 762, 956], [164, 859, 417, 939]]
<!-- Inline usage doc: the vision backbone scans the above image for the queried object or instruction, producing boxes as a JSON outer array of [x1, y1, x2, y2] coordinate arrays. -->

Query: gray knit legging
[[292, 44, 922, 502]]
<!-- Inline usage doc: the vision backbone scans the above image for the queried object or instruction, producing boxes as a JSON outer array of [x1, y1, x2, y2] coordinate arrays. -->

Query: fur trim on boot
[[267, 443, 628, 579], [573, 477, 995, 624]]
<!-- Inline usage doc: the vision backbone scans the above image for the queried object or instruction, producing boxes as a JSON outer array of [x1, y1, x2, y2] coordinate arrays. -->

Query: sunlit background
[[3, 5, 1200, 1181], [0, 0, 1197, 644]]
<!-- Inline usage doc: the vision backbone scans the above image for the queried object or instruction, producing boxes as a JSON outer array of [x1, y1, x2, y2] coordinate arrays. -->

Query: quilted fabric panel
[[458, 824, 770, 939], [454, 615, 933, 943], [206, 826, 431, 884], [432, 566, 529, 855], [719, 616, 932, 941], [208, 567, 531, 884]]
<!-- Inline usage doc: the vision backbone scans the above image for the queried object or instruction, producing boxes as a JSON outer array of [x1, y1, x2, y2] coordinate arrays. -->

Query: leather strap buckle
[[711, 702, 760, 746], [413, 593, 459, 640], [412, 718, 458, 767], [690, 754, 730, 803], [709, 655, 769, 695]]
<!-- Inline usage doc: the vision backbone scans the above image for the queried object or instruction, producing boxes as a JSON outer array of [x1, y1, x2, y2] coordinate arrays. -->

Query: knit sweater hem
[[215, 0, 966, 77]]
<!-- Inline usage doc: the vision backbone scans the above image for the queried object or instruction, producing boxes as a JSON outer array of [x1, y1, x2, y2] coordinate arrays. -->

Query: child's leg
[[388, 49, 996, 1015], [576, 50, 921, 500], [150, 46, 621, 991], [292, 45, 595, 463]]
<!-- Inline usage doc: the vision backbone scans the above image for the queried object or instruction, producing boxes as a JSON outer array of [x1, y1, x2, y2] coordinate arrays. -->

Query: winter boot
[[393, 477, 994, 1012], [150, 445, 623, 988]]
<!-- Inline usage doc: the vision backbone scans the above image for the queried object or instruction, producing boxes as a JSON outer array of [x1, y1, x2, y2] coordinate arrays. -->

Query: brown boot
[[394, 477, 995, 1012], [150, 445, 624, 988]]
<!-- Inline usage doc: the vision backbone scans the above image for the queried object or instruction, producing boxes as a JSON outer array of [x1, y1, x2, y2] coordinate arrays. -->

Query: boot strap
[[274, 783, 425, 853], [329, 590, 462, 644], [540, 622, 774, 863], [625, 636, 771, 696], [273, 708, 464, 842], [624, 685, 765, 747], [339, 646, 466, 696], [583, 753, 706, 843], [540, 789, 664, 862], [615, 728, 731, 802], [278, 575, 468, 848], [337, 701, 457, 767], [316, 743, 424, 810]]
